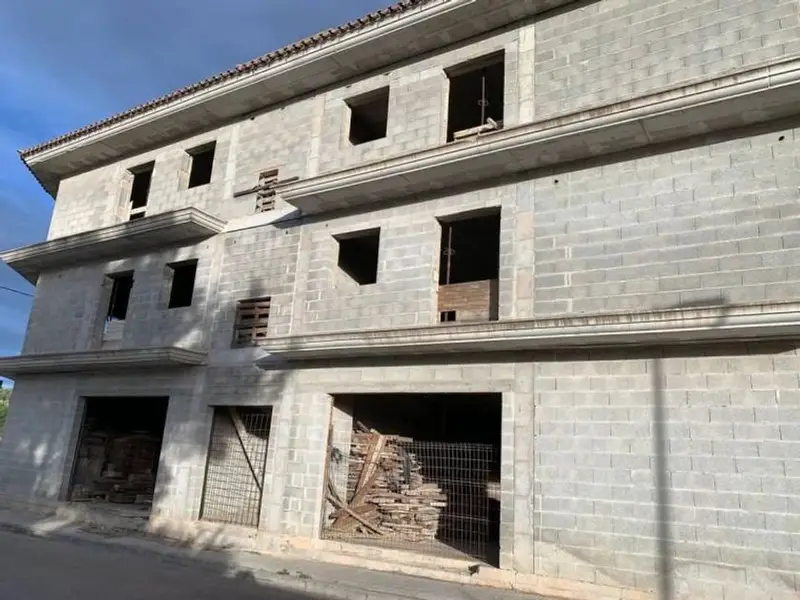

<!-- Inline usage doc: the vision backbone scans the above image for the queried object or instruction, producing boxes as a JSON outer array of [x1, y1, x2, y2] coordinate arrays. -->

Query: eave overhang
[[0, 347, 207, 378], [280, 57, 800, 215], [0, 208, 226, 283], [255, 302, 800, 362], [25, 0, 576, 197]]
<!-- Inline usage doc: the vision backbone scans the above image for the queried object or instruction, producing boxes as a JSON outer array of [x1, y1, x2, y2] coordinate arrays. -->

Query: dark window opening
[[324, 393, 502, 566], [188, 142, 216, 188], [440, 310, 456, 323], [347, 88, 390, 145], [129, 163, 154, 211], [107, 273, 134, 321], [69, 396, 168, 509], [129, 212, 146, 221], [337, 228, 380, 285], [438, 211, 500, 285], [167, 260, 198, 309], [446, 52, 505, 142], [233, 297, 271, 346]]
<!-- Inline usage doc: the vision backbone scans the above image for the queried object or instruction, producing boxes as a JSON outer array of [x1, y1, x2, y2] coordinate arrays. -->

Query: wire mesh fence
[[200, 406, 272, 528], [323, 427, 500, 565]]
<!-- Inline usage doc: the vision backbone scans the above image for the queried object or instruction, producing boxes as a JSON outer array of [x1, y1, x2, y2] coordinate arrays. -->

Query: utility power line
[[0, 285, 33, 298]]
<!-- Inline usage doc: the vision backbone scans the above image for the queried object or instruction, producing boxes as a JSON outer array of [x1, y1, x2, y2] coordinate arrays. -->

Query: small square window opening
[[336, 228, 380, 285], [347, 88, 390, 145]]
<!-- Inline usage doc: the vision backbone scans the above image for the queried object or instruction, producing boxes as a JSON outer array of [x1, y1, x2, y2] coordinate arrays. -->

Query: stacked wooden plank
[[327, 426, 447, 542], [71, 431, 159, 505]]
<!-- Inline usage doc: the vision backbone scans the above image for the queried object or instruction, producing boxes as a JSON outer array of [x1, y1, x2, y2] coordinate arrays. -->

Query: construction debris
[[326, 424, 447, 542]]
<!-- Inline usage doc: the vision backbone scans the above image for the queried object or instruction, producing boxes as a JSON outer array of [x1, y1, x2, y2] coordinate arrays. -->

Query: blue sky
[[0, 0, 389, 370]]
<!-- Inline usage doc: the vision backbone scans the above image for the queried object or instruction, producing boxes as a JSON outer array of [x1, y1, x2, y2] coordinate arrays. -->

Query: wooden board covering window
[[233, 297, 271, 346], [255, 170, 279, 213]]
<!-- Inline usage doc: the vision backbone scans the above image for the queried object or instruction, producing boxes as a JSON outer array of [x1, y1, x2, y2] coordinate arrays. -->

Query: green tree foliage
[[0, 388, 10, 434]]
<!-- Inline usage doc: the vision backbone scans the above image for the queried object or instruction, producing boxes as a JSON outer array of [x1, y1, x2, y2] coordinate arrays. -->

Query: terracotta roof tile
[[20, 0, 434, 159]]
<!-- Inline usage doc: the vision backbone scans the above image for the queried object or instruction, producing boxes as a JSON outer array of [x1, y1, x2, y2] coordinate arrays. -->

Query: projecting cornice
[[0, 347, 207, 378], [255, 302, 800, 361], [280, 57, 800, 215], [0, 207, 226, 283]]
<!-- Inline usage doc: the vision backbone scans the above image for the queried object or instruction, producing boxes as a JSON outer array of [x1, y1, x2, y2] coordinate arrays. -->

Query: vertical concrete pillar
[[325, 396, 354, 523], [499, 364, 536, 573]]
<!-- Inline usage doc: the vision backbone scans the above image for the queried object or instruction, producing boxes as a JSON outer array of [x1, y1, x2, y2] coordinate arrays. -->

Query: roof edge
[[19, 0, 437, 160]]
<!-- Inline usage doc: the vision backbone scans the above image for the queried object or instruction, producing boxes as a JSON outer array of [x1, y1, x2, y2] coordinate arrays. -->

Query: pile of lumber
[[326, 425, 447, 542], [71, 431, 159, 505]]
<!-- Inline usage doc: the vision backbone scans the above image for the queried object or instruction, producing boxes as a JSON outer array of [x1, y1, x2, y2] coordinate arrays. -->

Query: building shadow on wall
[[0, 250, 314, 598]]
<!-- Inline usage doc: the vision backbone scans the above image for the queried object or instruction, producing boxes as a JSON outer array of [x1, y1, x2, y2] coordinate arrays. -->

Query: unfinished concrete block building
[[2, 0, 800, 598]]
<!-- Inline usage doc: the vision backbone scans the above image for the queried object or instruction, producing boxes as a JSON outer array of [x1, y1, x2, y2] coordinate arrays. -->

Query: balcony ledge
[[0, 347, 207, 378], [0, 207, 226, 283], [280, 56, 800, 215], [255, 302, 800, 361]]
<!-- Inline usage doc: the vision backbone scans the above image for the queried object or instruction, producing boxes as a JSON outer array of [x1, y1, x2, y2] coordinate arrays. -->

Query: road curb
[[0, 520, 448, 600]]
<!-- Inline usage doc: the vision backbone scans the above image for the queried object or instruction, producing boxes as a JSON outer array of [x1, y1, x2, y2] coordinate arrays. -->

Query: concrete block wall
[[533, 123, 800, 316], [22, 239, 218, 354], [0, 369, 204, 516], [0, 376, 84, 501], [534, 0, 800, 120], [208, 224, 301, 348], [47, 127, 236, 239], [292, 184, 519, 334], [533, 343, 800, 598], [314, 26, 527, 175]]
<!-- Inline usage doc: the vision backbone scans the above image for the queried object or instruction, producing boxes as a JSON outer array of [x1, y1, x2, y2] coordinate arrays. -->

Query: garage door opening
[[323, 393, 501, 566], [69, 397, 168, 512]]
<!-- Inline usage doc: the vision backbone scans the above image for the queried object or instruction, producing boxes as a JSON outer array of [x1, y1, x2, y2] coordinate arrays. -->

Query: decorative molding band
[[256, 301, 800, 361], [281, 56, 800, 215], [0, 207, 226, 283], [0, 346, 207, 377]]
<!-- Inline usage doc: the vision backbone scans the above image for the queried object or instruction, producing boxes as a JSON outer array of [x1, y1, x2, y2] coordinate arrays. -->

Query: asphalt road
[[0, 529, 320, 600]]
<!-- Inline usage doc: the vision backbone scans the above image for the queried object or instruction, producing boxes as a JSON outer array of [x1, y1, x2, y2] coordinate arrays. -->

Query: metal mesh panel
[[323, 430, 499, 565], [200, 407, 272, 528]]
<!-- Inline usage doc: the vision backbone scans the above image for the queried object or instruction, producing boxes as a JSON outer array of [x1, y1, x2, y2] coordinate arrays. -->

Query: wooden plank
[[227, 407, 262, 492]]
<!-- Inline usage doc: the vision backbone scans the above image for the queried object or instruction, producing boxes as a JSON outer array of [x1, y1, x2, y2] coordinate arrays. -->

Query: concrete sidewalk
[[0, 508, 549, 600]]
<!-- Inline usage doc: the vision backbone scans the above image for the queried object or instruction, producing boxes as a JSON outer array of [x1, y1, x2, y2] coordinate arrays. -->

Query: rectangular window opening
[[446, 52, 505, 142], [233, 297, 271, 347], [437, 210, 500, 324], [128, 162, 154, 220], [107, 272, 134, 321], [347, 87, 390, 145], [187, 142, 216, 188], [167, 260, 198, 309], [337, 228, 380, 285], [255, 169, 279, 213]]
